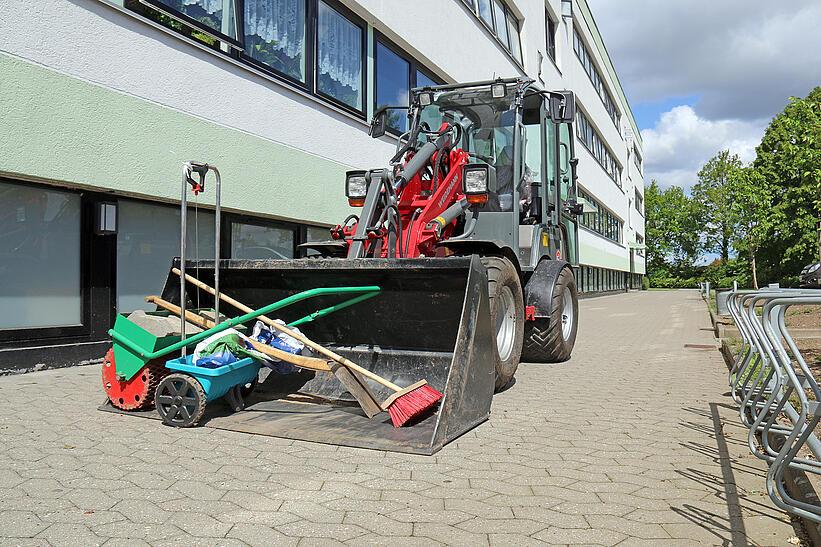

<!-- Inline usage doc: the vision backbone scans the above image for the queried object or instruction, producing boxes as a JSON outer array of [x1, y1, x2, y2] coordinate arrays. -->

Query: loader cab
[[405, 80, 580, 270]]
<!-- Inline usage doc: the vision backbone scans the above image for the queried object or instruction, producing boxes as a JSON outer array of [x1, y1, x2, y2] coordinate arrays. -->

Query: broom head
[[381, 380, 443, 427]]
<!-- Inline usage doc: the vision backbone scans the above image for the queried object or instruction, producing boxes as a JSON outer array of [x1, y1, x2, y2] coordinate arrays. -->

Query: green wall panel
[[0, 53, 353, 225]]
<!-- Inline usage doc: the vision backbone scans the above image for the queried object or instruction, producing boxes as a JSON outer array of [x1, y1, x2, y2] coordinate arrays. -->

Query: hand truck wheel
[[155, 373, 206, 427]]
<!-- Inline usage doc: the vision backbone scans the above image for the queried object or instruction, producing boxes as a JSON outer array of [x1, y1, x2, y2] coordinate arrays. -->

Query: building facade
[[0, 0, 645, 372]]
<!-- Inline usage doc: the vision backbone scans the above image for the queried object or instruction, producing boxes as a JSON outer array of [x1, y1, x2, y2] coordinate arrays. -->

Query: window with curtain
[[375, 40, 410, 134], [0, 182, 81, 329], [149, 0, 236, 36], [243, 0, 306, 83], [316, 1, 364, 111]]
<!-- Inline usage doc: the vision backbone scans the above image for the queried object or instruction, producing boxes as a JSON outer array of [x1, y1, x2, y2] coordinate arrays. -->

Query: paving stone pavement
[[0, 290, 802, 545]]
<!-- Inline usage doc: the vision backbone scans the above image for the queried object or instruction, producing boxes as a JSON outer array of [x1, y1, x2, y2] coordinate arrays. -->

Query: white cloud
[[641, 105, 766, 189], [587, 0, 821, 122]]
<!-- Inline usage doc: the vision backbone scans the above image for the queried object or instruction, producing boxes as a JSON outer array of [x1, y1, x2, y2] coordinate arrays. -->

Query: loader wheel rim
[[561, 286, 574, 341], [496, 285, 516, 362]]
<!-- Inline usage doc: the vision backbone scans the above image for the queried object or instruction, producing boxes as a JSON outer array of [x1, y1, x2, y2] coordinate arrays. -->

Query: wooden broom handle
[[144, 295, 332, 372], [171, 268, 402, 392]]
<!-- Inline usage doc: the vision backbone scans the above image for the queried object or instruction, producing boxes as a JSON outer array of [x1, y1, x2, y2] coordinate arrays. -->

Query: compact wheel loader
[[104, 77, 583, 454], [304, 77, 583, 391]]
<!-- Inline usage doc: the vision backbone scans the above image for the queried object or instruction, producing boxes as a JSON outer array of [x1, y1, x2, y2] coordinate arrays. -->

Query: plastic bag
[[192, 328, 267, 368], [251, 320, 305, 374]]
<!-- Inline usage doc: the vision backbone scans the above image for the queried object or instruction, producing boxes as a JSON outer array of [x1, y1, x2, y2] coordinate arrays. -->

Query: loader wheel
[[481, 256, 524, 392], [522, 266, 578, 363]]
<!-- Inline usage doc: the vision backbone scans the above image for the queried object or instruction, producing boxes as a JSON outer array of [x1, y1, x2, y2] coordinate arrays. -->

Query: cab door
[[557, 123, 579, 266]]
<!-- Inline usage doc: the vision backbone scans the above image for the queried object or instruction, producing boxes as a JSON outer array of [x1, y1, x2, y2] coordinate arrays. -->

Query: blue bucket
[[165, 355, 261, 401]]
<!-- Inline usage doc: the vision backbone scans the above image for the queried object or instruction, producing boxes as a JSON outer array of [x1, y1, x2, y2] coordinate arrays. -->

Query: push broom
[[172, 268, 443, 427]]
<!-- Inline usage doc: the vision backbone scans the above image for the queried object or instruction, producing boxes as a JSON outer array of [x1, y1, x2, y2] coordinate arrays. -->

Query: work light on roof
[[419, 92, 434, 106], [491, 82, 506, 99]]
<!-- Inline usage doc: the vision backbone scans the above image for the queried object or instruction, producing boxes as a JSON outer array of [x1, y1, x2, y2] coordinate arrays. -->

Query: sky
[[587, 0, 821, 190]]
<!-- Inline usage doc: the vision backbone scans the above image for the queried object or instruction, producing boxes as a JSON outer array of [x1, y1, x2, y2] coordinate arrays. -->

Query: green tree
[[753, 87, 821, 280], [728, 166, 774, 288], [644, 180, 701, 275], [692, 150, 743, 262]]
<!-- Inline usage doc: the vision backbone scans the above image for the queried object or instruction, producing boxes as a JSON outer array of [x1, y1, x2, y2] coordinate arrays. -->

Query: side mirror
[[369, 108, 389, 139], [548, 91, 576, 123]]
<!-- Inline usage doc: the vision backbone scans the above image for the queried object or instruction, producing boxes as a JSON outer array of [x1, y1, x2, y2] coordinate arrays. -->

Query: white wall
[[1, 0, 644, 272]]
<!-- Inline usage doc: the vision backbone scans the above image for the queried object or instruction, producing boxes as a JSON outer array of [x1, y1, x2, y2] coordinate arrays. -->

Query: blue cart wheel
[[155, 373, 206, 427]]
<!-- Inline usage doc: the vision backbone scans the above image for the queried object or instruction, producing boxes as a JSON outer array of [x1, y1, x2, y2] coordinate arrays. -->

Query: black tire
[[522, 266, 578, 363], [155, 373, 206, 427], [481, 256, 525, 392]]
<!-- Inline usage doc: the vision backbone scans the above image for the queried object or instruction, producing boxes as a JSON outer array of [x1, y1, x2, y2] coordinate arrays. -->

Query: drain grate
[[684, 343, 718, 350]]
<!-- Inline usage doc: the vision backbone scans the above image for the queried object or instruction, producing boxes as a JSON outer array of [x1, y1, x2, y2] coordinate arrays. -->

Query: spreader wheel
[[155, 373, 206, 427], [101, 349, 165, 410]]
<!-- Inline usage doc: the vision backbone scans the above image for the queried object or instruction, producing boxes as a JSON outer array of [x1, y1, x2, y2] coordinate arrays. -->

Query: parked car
[[800, 262, 821, 288]]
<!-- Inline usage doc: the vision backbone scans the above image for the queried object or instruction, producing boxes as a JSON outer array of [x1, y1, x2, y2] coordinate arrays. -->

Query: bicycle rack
[[726, 288, 821, 523]]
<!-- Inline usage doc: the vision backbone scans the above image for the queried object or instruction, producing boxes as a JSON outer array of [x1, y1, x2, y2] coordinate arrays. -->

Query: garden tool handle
[[171, 268, 402, 392], [144, 296, 333, 372]]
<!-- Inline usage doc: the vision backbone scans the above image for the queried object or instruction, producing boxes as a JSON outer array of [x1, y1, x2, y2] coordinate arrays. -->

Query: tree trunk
[[750, 247, 759, 290], [721, 233, 730, 262]]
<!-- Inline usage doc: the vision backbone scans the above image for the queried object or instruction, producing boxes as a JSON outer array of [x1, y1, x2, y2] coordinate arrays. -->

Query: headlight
[[462, 164, 492, 204], [345, 170, 368, 206]]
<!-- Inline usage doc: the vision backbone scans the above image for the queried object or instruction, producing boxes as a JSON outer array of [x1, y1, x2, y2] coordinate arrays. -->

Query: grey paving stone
[[343, 511, 414, 536], [0, 291, 800, 545], [226, 523, 299, 546], [275, 521, 368, 541], [0, 511, 49, 538], [110, 498, 170, 524], [36, 522, 105, 547], [412, 522, 489, 546], [531, 525, 627, 546], [167, 511, 233, 538]]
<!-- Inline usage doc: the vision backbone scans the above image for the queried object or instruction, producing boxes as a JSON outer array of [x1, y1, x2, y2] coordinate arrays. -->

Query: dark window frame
[[313, 0, 369, 116], [572, 25, 620, 129], [458, 0, 523, 66], [225, 212, 302, 259], [576, 107, 622, 188], [0, 179, 96, 345], [373, 31, 444, 136], [125, 0, 370, 120], [578, 187, 623, 245], [545, 9, 557, 63], [140, 0, 244, 48], [236, 0, 315, 90]]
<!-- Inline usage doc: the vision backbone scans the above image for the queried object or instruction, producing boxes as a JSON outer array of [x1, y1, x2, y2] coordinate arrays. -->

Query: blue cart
[[154, 355, 263, 427]]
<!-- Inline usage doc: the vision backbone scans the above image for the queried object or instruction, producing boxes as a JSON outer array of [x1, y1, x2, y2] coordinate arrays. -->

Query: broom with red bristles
[[173, 268, 443, 427], [379, 380, 443, 427]]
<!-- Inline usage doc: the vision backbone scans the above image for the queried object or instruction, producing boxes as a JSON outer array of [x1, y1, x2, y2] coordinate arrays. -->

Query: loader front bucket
[[158, 255, 494, 455]]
